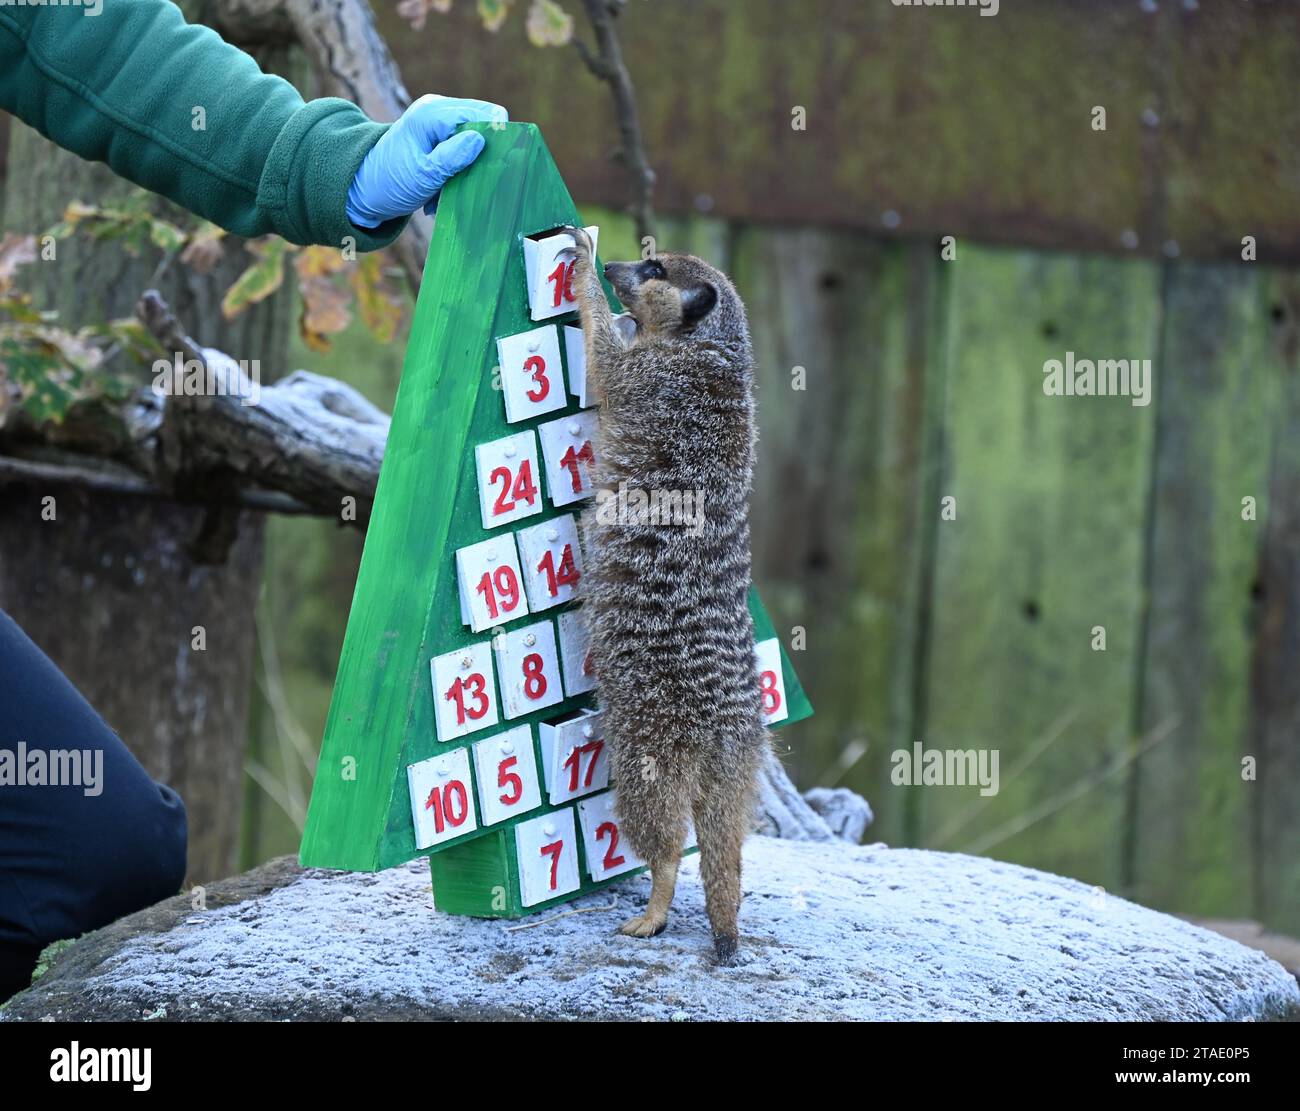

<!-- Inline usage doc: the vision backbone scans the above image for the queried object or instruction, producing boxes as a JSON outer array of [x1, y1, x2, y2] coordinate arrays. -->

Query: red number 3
[[524, 354, 550, 402]]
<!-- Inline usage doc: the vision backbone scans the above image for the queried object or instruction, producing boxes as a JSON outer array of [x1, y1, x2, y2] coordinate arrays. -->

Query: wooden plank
[[1251, 270, 1300, 936], [919, 245, 1160, 889], [429, 826, 513, 917], [1129, 263, 1272, 918], [730, 230, 943, 846], [380, 0, 1300, 261]]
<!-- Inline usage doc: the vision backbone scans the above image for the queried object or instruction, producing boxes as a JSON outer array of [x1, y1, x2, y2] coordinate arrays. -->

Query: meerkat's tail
[[693, 740, 764, 965]]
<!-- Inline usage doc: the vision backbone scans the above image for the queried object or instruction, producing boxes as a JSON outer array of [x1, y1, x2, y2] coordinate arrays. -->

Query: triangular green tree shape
[[300, 123, 812, 917]]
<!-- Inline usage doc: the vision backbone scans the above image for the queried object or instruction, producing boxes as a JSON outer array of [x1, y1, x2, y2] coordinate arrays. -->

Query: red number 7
[[540, 840, 564, 890]]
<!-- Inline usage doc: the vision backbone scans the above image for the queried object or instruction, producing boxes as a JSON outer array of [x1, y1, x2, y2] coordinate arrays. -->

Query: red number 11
[[559, 441, 595, 494]]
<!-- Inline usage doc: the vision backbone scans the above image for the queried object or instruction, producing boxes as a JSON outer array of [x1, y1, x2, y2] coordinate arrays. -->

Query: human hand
[[346, 94, 508, 229]]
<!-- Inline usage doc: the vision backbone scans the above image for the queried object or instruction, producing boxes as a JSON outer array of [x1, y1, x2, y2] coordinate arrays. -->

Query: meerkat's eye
[[641, 259, 667, 281]]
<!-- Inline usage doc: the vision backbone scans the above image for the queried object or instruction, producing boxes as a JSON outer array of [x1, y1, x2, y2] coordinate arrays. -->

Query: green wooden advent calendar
[[299, 122, 812, 917]]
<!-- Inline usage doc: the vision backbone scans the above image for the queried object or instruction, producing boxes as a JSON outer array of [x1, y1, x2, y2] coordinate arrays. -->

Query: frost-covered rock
[[4, 839, 1296, 1022], [802, 786, 873, 843]]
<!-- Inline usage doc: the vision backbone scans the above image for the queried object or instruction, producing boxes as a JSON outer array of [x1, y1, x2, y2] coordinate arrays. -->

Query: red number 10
[[547, 260, 576, 308], [424, 780, 469, 834]]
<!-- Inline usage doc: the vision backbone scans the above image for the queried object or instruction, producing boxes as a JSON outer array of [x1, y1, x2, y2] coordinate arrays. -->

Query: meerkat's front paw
[[555, 224, 594, 263], [619, 910, 669, 938]]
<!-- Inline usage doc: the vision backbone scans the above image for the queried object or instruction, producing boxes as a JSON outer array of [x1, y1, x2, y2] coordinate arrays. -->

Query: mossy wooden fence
[[568, 209, 1298, 935]]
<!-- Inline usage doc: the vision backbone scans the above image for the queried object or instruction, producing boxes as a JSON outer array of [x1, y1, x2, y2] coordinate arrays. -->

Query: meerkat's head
[[602, 253, 748, 350]]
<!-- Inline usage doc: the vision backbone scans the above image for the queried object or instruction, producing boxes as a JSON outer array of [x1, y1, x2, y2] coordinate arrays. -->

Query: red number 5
[[497, 756, 523, 806]]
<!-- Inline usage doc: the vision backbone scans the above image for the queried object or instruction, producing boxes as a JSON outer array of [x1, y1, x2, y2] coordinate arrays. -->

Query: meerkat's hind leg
[[693, 746, 762, 965], [620, 847, 684, 939], [614, 752, 692, 940]]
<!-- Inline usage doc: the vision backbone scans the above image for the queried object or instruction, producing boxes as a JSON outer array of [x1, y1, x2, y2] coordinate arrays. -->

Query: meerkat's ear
[[679, 281, 718, 327]]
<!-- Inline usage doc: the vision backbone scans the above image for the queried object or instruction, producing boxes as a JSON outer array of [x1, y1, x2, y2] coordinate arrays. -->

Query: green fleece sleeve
[[0, 0, 407, 251]]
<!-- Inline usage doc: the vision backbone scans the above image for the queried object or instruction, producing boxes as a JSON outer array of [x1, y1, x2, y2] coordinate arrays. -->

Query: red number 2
[[596, 821, 626, 871]]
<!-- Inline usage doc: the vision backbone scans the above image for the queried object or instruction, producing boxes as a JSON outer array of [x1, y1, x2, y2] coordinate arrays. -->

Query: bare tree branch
[[0, 454, 314, 515], [575, 0, 656, 244]]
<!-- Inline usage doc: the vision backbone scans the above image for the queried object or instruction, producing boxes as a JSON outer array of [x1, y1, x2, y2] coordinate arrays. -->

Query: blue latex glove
[[346, 94, 509, 229]]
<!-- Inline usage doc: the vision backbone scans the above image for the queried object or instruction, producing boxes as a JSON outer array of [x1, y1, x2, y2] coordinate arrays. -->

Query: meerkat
[[558, 227, 767, 964]]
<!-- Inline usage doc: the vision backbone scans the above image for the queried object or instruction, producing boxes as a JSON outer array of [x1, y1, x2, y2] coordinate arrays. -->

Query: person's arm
[[0, 0, 486, 251]]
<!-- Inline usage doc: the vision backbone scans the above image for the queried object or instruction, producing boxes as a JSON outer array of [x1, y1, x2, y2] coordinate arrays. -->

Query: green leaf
[[526, 0, 572, 46], [222, 237, 292, 320], [477, 0, 512, 32], [148, 218, 187, 253], [350, 252, 406, 344]]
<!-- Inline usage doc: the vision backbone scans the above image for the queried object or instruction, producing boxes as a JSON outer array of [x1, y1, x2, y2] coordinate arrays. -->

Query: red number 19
[[476, 565, 521, 619]]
